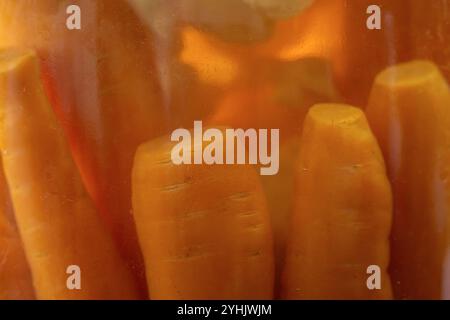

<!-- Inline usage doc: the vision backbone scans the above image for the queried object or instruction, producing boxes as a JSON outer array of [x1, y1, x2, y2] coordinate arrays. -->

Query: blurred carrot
[[177, 0, 274, 44], [282, 104, 393, 299], [0, 0, 165, 295], [210, 85, 300, 141], [0, 48, 139, 300], [366, 60, 450, 299], [409, 0, 450, 83], [209, 57, 340, 140], [185, 0, 342, 63], [0, 159, 35, 300], [335, 0, 411, 106], [132, 131, 274, 299]]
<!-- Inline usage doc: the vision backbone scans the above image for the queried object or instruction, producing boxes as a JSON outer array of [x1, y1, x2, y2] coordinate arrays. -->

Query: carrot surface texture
[[281, 104, 393, 300], [0, 159, 35, 300], [366, 60, 450, 300], [0, 48, 139, 300], [132, 130, 274, 299]]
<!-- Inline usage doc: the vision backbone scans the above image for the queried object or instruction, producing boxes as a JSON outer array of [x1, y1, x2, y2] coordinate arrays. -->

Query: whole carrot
[[0, 159, 35, 300], [132, 131, 274, 299], [0, 48, 139, 300], [366, 60, 450, 299], [281, 104, 393, 299]]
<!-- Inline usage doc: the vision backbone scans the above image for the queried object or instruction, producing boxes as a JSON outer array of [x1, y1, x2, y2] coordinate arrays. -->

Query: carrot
[[132, 130, 274, 299], [0, 159, 35, 300], [281, 104, 393, 299], [0, 0, 165, 295], [208, 57, 340, 297], [366, 60, 450, 299], [0, 48, 139, 300], [180, 25, 241, 87], [255, 0, 342, 60], [409, 1, 450, 83]]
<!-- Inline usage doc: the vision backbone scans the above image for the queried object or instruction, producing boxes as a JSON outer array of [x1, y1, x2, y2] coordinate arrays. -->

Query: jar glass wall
[[0, 0, 449, 300]]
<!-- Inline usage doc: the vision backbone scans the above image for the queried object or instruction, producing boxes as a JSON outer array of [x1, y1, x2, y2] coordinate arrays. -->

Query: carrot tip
[[308, 103, 364, 126], [375, 60, 441, 88]]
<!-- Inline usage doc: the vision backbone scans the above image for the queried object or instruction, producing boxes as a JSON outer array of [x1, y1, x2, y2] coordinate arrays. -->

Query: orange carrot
[[409, 1, 450, 83], [366, 60, 450, 299], [0, 48, 139, 300], [132, 131, 274, 299], [334, 0, 411, 106], [208, 57, 340, 297], [282, 104, 393, 299], [0, 0, 165, 295], [0, 159, 35, 300]]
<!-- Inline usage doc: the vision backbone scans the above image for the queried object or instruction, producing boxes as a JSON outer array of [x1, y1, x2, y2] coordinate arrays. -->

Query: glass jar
[[0, 0, 449, 300]]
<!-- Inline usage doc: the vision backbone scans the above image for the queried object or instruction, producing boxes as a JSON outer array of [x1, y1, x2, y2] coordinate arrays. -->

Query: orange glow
[[180, 26, 240, 86], [179, 0, 345, 93], [258, 0, 345, 61]]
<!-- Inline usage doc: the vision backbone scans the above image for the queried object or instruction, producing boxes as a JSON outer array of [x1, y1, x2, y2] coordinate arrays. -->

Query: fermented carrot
[[281, 104, 393, 299], [209, 86, 299, 297], [132, 131, 274, 299], [366, 60, 450, 299], [0, 48, 139, 300], [0, 1, 165, 296], [409, 0, 450, 83], [0, 159, 35, 300], [208, 57, 340, 297]]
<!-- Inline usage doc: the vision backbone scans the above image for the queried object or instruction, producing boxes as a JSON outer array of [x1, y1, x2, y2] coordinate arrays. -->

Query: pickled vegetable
[[0, 0, 166, 296], [209, 57, 340, 296], [0, 48, 139, 300], [366, 60, 450, 299], [132, 131, 274, 299], [282, 104, 393, 300]]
